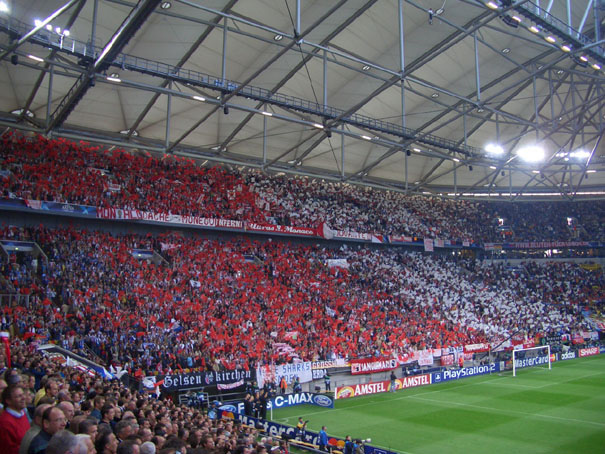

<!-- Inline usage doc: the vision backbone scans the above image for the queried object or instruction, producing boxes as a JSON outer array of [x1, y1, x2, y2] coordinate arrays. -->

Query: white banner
[[418, 350, 434, 366], [275, 362, 313, 385]]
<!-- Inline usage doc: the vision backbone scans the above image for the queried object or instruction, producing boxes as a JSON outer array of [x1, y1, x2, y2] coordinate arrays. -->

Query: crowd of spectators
[[1, 225, 599, 376], [0, 341, 280, 454], [1, 132, 604, 243]]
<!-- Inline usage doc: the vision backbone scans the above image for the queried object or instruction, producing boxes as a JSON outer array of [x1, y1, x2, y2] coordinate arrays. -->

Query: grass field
[[271, 356, 605, 454]]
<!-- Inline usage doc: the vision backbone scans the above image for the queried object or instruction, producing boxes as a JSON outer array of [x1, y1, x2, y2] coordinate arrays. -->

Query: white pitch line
[[407, 395, 605, 428]]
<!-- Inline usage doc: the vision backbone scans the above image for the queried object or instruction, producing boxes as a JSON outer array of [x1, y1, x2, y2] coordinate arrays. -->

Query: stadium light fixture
[[489, 166, 497, 170], [313, 123, 324, 129], [586, 170, 596, 173], [561, 44, 571, 52], [106, 75, 121, 83], [544, 36, 556, 44], [517, 145, 545, 162], [27, 54, 44, 62], [0, 1, 8, 13], [34, 19, 43, 27], [46, 24, 53, 31], [361, 135, 372, 141], [591, 63, 601, 70], [485, 143, 504, 155], [511, 15, 522, 23], [486, 1, 499, 10], [193, 95, 206, 102], [569, 150, 589, 159], [453, 158, 460, 162], [261, 111, 273, 116], [579, 55, 588, 62], [63, 29, 70, 36], [529, 25, 540, 33]]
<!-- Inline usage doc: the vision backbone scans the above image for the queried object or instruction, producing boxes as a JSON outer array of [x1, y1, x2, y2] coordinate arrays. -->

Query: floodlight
[[0, 1, 9, 13], [561, 44, 571, 52], [485, 143, 504, 155], [517, 145, 544, 162], [569, 150, 589, 159]]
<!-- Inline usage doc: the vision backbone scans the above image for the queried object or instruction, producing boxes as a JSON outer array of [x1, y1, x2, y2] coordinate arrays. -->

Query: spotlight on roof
[[0, 1, 9, 13], [501, 16, 518, 28], [274, 34, 284, 41], [362, 65, 371, 71], [517, 145, 544, 162], [160, 1, 172, 9], [544, 36, 556, 44], [529, 25, 540, 33], [486, 1, 499, 10], [485, 143, 504, 155], [569, 149, 589, 159], [572, 55, 588, 67], [560, 44, 571, 52]]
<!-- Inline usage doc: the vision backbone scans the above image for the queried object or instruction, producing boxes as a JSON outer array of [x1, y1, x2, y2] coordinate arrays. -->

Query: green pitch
[[271, 356, 605, 454]]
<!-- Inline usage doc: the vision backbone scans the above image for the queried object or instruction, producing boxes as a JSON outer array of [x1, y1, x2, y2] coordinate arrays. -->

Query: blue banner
[[225, 412, 396, 454], [268, 392, 334, 410], [432, 363, 500, 384]]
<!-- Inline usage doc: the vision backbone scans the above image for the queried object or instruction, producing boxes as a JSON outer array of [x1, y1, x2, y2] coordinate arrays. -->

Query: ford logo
[[219, 405, 237, 412], [313, 395, 333, 407]]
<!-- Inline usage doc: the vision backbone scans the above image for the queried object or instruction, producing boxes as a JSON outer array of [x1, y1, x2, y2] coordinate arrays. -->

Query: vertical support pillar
[[165, 81, 172, 150], [46, 60, 55, 129], [566, 0, 572, 35], [340, 124, 345, 180], [89, 0, 99, 55], [323, 49, 327, 113], [296, 0, 301, 38], [405, 151, 408, 192], [474, 32, 481, 103], [453, 160, 457, 197], [221, 17, 228, 85], [593, 0, 601, 42], [263, 114, 267, 166], [533, 76, 539, 140], [398, 0, 406, 129]]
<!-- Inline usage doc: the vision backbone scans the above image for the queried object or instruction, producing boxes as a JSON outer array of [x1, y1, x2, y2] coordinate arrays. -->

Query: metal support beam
[[165, 81, 171, 150], [47, 0, 163, 132], [127, 0, 238, 138], [262, 114, 267, 165], [341, 125, 345, 179], [474, 31, 481, 103], [221, 16, 228, 84]]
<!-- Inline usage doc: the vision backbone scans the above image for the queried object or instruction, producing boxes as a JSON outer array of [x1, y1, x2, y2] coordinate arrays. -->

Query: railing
[[514, 1, 605, 60], [0, 293, 30, 308]]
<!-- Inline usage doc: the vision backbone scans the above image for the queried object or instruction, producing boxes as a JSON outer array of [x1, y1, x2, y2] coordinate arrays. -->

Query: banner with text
[[350, 357, 398, 375], [335, 374, 432, 399], [146, 369, 254, 392]]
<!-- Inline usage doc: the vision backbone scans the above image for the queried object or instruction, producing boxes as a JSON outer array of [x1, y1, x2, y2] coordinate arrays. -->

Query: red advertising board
[[335, 374, 431, 399], [579, 347, 599, 357], [440, 354, 454, 366], [464, 343, 490, 353], [350, 357, 398, 375]]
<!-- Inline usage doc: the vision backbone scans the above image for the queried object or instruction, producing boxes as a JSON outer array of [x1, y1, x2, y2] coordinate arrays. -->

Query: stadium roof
[[0, 0, 604, 200]]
